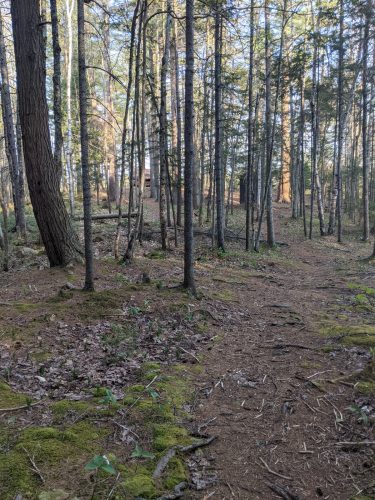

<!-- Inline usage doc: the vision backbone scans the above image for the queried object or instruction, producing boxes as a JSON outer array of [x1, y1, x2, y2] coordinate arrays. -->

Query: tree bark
[[65, 0, 75, 216], [0, 8, 26, 236], [362, 2, 370, 241], [114, 0, 140, 258], [159, 4, 172, 250], [11, 0, 81, 266], [50, 0, 63, 181], [245, 0, 254, 250], [184, 0, 196, 292], [214, 3, 225, 250], [77, 0, 94, 290]]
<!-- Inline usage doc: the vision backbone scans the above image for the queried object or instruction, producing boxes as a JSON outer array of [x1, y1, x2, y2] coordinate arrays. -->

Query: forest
[[0, 0, 374, 498]]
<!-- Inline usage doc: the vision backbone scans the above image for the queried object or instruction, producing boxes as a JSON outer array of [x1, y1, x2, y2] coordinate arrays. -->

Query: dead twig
[[265, 481, 300, 500], [336, 441, 375, 447], [126, 375, 159, 411], [22, 447, 45, 484], [178, 346, 199, 363], [153, 436, 217, 479], [0, 401, 42, 412], [197, 417, 217, 433], [259, 457, 292, 481]]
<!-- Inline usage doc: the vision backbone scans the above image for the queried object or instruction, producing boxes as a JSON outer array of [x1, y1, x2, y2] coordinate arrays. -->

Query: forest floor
[[0, 199, 374, 499]]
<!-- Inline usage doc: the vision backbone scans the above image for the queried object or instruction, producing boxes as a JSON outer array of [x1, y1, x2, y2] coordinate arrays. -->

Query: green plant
[[348, 404, 369, 426], [130, 444, 155, 460], [85, 455, 116, 475], [128, 306, 142, 316], [99, 389, 117, 406], [115, 273, 129, 284]]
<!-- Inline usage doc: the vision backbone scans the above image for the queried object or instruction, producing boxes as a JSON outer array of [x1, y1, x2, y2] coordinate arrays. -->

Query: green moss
[[131, 399, 175, 423], [0, 448, 37, 499], [123, 474, 157, 498], [348, 283, 375, 296], [342, 335, 375, 348], [155, 375, 190, 409], [321, 345, 335, 353], [356, 380, 375, 395], [196, 321, 209, 334], [320, 324, 375, 338], [163, 457, 188, 490], [152, 424, 191, 451], [50, 400, 94, 423], [38, 489, 78, 500], [300, 361, 322, 369], [142, 362, 162, 381], [0, 381, 30, 408], [80, 290, 127, 319], [354, 294, 369, 305], [0, 419, 105, 498], [143, 362, 161, 373], [15, 421, 107, 467], [211, 289, 236, 301], [31, 351, 53, 362], [14, 302, 38, 313], [146, 250, 166, 260]]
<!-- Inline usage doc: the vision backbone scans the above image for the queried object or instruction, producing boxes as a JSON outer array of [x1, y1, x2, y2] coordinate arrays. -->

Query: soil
[[0, 200, 374, 499]]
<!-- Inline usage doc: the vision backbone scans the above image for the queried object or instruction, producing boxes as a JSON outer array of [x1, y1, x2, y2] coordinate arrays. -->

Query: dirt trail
[[189, 207, 375, 499]]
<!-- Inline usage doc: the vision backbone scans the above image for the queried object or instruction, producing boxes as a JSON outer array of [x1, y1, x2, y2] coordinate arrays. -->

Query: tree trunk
[[65, 0, 75, 216], [0, 8, 26, 237], [183, 0, 196, 293], [246, 0, 254, 250], [50, 0, 63, 182], [159, 4, 172, 250], [11, 0, 81, 266], [362, 3, 370, 241], [103, 0, 118, 209], [277, 84, 291, 203], [114, 0, 140, 258], [198, 61, 209, 227], [265, 0, 275, 246], [214, 3, 225, 250], [124, 1, 147, 262], [77, 0, 94, 290]]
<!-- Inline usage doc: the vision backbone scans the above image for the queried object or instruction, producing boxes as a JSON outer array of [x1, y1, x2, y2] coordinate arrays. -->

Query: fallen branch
[[0, 401, 41, 412], [259, 457, 292, 481], [262, 344, 317, 351], [153, 448, 177, 479], [266, 481, 300, 500], [336, 441, 375, 447], [153, 436, 216, 479], [143, 227, 288, 246], [73, 213, 137, 221]]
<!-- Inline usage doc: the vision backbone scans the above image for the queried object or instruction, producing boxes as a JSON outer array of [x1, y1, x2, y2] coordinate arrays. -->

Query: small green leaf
[[99, 388, 117, 405], [85, 455, 116, 475], [131, 444, 155, 459], [146, 388, 159, 399]]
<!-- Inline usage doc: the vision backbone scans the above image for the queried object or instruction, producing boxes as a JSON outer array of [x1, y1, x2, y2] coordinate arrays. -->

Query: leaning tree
[[11, 0, 81, 266]]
